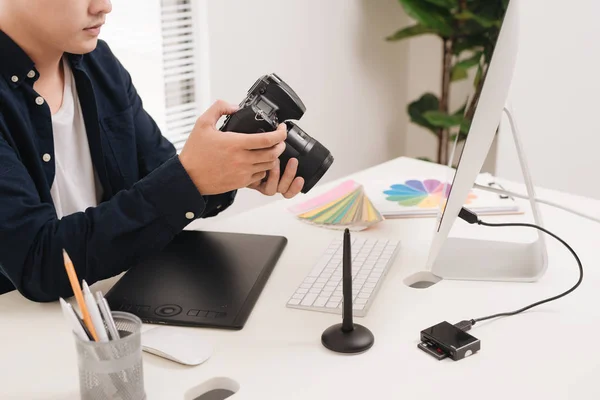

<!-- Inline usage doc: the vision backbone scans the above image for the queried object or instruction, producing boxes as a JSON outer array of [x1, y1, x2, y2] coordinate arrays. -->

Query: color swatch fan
[[288, 180, 383, 231], [383, 179, 476, 208], [363, 174, 520, 218]]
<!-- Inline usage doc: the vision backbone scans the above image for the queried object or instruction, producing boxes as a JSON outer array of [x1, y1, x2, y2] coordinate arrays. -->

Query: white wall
[[99, 0, 167, 131], [198, 0, 411, 215], [495, 0, 600, 200]]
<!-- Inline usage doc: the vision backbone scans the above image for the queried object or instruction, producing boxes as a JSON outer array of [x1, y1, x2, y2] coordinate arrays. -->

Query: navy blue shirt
[[0, 30, 236, 301]]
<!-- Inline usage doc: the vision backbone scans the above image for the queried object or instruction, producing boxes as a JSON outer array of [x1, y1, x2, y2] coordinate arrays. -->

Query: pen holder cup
[[74, 311, 146, 400]]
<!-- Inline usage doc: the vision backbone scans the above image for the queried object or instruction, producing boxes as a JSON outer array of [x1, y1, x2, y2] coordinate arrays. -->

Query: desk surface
[[2, 157, 600, 400]]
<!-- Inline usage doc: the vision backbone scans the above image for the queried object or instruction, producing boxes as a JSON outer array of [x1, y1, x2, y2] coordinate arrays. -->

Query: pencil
[[62, 249, 99, 341]]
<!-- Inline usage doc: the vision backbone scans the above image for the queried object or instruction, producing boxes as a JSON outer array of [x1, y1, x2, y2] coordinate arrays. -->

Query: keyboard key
[[301, 294, 318, 306], [286, 237, 400, 317], [314, 297, 329, 307]]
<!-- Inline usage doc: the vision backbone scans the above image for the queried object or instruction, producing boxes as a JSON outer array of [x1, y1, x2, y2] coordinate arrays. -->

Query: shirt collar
[[0, 29, 85, 87], [0, 29, 36, 87]]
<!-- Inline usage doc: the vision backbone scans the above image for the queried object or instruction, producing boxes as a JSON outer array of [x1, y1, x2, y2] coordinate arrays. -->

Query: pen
[[59, 298, 90, 342], [60, 297, 120, 396], [72, 306, 94, 340], [96, 291, 120, 340], [82, 280, 109, 342], [62, 249, 99, 341]]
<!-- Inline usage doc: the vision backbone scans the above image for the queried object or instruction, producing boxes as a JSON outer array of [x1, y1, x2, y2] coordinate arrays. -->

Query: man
[[0, 0, 304, 301]]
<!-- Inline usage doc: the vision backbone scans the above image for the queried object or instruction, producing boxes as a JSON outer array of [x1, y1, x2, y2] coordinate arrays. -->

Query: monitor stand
[[420, 105, 548, 285]]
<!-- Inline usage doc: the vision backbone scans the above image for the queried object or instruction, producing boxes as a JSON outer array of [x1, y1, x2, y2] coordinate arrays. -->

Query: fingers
[[261, 160, 281, 196], [252, 159, 279, 174], [202, 100, 239, 126], [249, 170, 268, 185], [277, 158, 299, 195], [241, 123, 287, 150], [283, 177, 304, 199], [249, 141, 286, 165]]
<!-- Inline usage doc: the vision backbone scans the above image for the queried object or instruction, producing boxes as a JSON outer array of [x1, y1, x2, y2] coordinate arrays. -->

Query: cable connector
[[454, 320, 474, 332], [458, 207, 480, 225]]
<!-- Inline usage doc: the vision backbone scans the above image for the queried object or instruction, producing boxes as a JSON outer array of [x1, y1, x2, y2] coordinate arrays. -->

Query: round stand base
[[321, 323, 374, 354]]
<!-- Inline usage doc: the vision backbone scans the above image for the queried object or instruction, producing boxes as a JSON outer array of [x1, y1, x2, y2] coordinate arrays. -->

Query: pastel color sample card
[[289, 180, 383, 231]]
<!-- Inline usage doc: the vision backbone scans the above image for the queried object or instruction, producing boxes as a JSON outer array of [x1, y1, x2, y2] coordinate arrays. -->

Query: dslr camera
[[219, 73, 334, 193]]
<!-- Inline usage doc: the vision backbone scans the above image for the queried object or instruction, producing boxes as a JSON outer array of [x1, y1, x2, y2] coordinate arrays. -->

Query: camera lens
[[282, 122, 334, 193]]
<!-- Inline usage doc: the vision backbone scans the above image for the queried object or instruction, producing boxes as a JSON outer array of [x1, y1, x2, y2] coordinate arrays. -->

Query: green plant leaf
[[422, 0, 456, 9], [423, 111, 463, 128], [453, 35, 487, 56], [408, 93, 440, 135], [386, 24, 437, 41], [451, 68, 468, 82], [397, 0, 455, 37], [453, 102, 467, 117], [451, 51, 482, 81], [454, 10, 496, 28], [460, 117, 472, 134]]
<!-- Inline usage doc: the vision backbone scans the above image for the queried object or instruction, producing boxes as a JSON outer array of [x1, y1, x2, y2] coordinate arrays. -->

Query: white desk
[[2, 157, 600, 400]]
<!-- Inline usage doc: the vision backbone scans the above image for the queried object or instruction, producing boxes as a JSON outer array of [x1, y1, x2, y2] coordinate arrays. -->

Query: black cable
[[457, 208, 584, 328]]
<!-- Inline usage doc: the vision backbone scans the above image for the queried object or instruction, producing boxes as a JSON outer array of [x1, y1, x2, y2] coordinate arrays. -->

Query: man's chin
[[67, 39, 99, 55]]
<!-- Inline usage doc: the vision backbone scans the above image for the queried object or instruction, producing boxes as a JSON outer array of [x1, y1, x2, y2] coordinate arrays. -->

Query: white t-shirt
[[50, 58, 103, 219]]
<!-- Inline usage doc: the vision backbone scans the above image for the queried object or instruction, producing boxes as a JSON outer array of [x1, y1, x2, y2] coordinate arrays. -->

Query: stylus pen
[[96, 291, 120, 340], [59, 298, 90, 342], [82, 280, 109, 342], [342, 228, 353, 332]]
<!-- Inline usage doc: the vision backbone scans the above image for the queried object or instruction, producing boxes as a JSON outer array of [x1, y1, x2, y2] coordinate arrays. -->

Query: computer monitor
[[415, 0, 548, 285]]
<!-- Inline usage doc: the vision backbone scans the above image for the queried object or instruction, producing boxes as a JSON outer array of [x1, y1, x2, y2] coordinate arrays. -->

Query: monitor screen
[[435, 1, 512, 233], [424, 0, 520, 274]]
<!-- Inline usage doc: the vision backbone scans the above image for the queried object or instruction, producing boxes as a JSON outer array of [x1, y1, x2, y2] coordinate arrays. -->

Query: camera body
[[219, 73, 333, 193]]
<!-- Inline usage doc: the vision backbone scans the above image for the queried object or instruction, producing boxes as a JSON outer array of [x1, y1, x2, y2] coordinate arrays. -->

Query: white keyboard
[[286, 237, 400, 317]]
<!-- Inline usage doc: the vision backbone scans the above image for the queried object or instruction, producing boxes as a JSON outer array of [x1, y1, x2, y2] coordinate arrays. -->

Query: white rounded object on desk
[[141, 326, 213, 366]]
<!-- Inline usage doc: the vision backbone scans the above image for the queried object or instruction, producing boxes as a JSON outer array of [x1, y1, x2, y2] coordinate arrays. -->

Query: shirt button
[[35, 96, 45, 106], [11, 75, 18, 83], [27, 70, 36, 78], [42, 153, 51, 162], [185, 212, 195, 220]]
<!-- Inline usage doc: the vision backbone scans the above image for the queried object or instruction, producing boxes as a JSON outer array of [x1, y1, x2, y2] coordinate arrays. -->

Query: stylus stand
[[74, 312, 146, 400]]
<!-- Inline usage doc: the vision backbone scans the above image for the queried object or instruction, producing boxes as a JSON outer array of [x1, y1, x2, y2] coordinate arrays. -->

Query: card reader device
[[418, 321, 480, 361]]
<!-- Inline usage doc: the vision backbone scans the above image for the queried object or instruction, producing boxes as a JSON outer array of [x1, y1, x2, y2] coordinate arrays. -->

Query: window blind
[[160, 0, 199, 152]]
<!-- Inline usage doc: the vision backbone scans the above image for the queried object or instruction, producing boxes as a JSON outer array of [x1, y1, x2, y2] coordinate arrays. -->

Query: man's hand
[[179, 100, 288, 195], [247, 158, 304, 198]]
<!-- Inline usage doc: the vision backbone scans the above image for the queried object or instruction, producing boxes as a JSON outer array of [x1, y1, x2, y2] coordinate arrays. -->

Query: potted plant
[[386, 0, 509, 165]]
